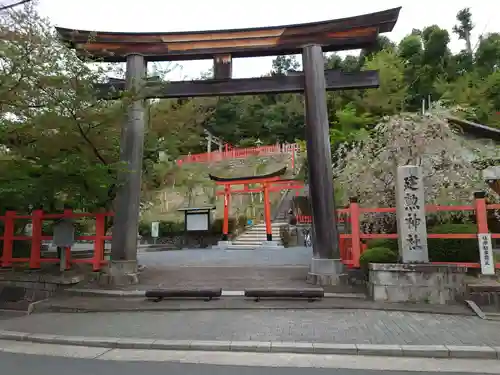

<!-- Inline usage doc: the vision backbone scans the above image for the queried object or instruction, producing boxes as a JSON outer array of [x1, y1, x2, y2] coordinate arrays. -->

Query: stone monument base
[[306, 257, 344, 286], [368, 263, 467, 304], [100, 260, 139, 286]]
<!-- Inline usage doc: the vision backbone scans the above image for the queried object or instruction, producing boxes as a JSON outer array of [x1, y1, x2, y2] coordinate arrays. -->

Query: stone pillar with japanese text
[[396, 165, 429, 263]]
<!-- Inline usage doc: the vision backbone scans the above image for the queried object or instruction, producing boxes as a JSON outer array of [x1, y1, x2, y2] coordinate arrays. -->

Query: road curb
[[0, 330, 498, 359]]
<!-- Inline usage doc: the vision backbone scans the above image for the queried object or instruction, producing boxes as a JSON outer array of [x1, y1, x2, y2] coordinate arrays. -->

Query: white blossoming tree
[[333, 109, 500, 227]]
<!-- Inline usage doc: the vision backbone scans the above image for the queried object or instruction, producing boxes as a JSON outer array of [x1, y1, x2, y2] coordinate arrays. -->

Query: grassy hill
[[142, 153, 301, 223]]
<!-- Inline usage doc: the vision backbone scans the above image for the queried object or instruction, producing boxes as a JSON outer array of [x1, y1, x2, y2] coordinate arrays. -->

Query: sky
[[36, 0, 497, 80]]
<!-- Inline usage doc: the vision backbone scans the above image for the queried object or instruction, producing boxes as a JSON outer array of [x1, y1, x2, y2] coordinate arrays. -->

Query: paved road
[[137, 247, 312, 267], [2, 309, 500, 346], [0, 352, 497, 375]]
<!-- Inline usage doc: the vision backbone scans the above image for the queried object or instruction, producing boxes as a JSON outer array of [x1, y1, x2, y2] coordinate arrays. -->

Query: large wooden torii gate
[[55, 7, 401, 284]]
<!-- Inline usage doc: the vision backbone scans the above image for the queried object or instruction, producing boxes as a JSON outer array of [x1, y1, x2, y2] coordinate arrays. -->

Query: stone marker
[[396, 165, 429, 263]]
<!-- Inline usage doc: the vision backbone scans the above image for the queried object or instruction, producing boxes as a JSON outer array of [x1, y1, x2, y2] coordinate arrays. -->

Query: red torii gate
[[209, 167, 304, 242]]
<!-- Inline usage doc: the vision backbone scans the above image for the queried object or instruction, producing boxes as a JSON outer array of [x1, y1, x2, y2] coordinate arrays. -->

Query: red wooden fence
[[296, 195, 500, 269], [0, 209, 113, 271], [1, 195, 499, 271], [176, 143, 299, 165]]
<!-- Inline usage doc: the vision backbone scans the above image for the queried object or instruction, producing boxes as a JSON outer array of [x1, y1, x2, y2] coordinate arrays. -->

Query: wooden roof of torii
[[209, 167, 287, 184], [55, 7, 401, 62]]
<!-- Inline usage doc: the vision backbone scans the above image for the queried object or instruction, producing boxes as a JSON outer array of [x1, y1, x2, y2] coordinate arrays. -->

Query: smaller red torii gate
[[209, 167, 304, 242]]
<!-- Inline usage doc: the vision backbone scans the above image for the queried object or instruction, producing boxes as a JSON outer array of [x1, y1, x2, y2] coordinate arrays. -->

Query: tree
[[0, 4, 212, 214], [453, 8, 474, 54], [360, 50, 408, 116], [333, 110, 500, 215], [271, 55, 300, 76], [475, 33, 500, 76]]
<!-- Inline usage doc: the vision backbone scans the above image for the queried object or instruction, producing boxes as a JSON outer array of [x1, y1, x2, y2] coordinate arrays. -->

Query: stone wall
[[0, 271, 84, 311], [368, 263, 467, 305]]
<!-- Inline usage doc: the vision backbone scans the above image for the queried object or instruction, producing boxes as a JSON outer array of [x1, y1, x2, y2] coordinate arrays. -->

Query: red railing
[[0, 209, 113, 271], [295, 196, 500, 269], [176, 143, 299, 166]]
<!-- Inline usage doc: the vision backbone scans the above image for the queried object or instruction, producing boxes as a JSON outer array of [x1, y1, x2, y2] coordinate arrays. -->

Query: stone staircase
[[227, 222, 286, 250]]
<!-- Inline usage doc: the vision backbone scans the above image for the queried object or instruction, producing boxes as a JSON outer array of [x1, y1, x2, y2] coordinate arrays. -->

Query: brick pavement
[[1, 309, 500, 346]]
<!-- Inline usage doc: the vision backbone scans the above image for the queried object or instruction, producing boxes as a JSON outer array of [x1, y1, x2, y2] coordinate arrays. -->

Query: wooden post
[[302, 44, 340, 259], [1, 211, 15, 268], [29, 209, 43, 269], [111, 53, 147, 263], [213, 54, 232, 80], [348, 197, 362, 268], [93, 213, 106, 271], [222, 185, 230, 241], [263, 183, 272, 241]]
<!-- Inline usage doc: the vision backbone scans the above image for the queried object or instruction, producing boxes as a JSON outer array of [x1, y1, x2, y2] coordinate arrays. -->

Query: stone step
[[225, 246, 259, 250], [231, 241, 264, 246], [237, 233, 281, 237]]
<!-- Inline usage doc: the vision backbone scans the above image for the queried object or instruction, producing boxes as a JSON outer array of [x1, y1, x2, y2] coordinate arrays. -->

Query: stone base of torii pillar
[[306, 257, 344, 286], [100, 260, 139, 286]]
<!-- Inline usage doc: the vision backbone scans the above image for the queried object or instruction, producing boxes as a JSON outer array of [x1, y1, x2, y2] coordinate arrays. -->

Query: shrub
[[365, 223, 480, 263], [366, 238, 398, 253], [427, 223, 478, 262], [359, 247, 398, 269]]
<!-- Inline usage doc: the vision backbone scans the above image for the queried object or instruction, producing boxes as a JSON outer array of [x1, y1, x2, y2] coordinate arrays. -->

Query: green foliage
[[367, 239, 399, 253], [138, 216, 248, 237], [365, 223, 481, 263], [427, 223, 479, 262], [359, 247, 398, 268]]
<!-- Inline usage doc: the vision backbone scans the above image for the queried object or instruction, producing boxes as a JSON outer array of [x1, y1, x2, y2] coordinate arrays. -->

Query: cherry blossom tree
[[333, 109, 500, 222]]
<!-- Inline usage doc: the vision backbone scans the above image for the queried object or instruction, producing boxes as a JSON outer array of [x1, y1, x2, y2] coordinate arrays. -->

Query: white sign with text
[[478, 233, 495, 275], [151, 222, 159, 238]]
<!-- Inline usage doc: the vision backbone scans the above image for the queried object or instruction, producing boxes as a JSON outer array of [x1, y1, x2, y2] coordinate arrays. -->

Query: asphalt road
[[0, 352, 493, 375]]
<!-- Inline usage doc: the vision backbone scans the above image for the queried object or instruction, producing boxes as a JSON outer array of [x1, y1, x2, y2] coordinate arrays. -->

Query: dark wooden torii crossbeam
[[55, 7, 401, 284], [96, 70, 380, 99]]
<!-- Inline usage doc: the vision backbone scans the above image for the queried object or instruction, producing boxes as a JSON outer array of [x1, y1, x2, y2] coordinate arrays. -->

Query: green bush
[[138, 220, 184, 237], [427, 223, 478, 262], [366, 238, 398, 253], [365, 223, 480, 263], [359, 246, 398, 269]]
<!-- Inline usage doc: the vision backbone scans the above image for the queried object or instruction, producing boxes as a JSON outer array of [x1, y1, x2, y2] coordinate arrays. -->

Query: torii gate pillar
[[107, 53, 147, 285], [302, 45, 343, 285]]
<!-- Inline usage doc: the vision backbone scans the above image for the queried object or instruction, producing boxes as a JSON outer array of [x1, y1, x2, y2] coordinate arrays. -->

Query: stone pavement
[[137, 247, 312, 267], [81, 247, 315, 290], [1, 309, 500, 347]]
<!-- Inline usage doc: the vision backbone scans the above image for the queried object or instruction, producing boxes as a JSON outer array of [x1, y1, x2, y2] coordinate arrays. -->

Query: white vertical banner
[[151, 222, 159, 238], [478, 233, 495, 275]]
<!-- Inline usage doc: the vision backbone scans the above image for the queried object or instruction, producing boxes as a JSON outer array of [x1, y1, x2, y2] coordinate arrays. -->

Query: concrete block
[[400, 345, 449, 358], [493, 346, 500, 359], [446, 345, 497, 359], [189, 340, 231, 351], [312, 343, 357, 355], [26, 333, 57, 344], [271, 341, 314, 353], [356, 344, 403, 357], [0, 330, 30, 341], [49, 335, 87, 346], [150, 340, 192, 350], [116, 338, 155, 349], [79, 336, 120, 348], [230, 341, 271, 352]]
